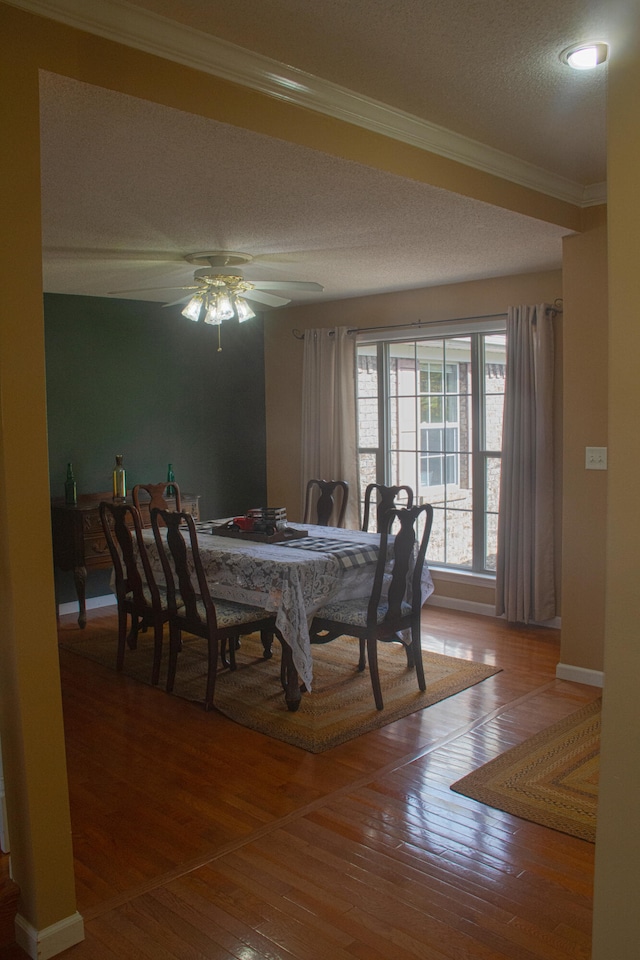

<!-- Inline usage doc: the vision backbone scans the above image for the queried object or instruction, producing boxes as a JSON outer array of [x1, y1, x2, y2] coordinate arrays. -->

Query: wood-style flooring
[[4, 606, 599, 959]]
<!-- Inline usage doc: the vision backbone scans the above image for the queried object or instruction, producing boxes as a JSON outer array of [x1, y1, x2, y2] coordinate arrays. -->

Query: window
[[356, 325, 506, 574]]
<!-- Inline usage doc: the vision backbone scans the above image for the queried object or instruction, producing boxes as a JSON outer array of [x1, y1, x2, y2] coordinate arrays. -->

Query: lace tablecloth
[[142, 523, 434, 692]]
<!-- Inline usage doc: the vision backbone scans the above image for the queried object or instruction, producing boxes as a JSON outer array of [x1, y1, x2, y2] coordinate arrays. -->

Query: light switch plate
[[585, 446, 607, 470]]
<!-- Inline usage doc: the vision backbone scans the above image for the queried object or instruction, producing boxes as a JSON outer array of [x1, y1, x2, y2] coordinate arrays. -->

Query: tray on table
[[207, 525, 309, 544]]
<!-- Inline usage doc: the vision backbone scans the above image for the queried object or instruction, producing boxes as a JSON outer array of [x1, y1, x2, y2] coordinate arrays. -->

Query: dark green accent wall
[[45, 293, 267, 600]]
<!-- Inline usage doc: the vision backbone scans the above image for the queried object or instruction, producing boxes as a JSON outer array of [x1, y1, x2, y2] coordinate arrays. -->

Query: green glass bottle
[[65, 462, 77, 506], [112, 454, 126, 501], [167, 462, 175, 497]]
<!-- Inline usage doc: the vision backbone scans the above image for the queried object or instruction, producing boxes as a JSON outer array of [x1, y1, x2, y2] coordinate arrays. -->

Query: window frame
[[355, 318, 506, 576]]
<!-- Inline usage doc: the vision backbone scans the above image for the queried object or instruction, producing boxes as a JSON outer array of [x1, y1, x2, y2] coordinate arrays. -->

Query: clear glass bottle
[[167, 462, 175, 497], [112, 454, 126, 501], [65, 462, 77, 506]]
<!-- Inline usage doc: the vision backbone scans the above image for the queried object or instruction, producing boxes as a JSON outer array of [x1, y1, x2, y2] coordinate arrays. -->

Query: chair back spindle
[[133, 482, 182, 526], [99, 500, 167, 684], [151, 509, 213, 627], [361, 483, 414, 533], [303, 479, 349, 527]]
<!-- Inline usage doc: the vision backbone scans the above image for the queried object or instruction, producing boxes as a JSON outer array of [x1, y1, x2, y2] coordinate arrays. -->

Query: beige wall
[[0, 15, 77, 937], [265, 269, 563, 610], [592, 6, 640, 955], [560, 208, 608, 673]]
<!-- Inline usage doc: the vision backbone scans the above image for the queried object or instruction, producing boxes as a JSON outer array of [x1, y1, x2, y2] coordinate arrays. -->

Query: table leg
[[260, 629, 274, 659], [73, 564, 87, 629], [279, 641, 302, 712]]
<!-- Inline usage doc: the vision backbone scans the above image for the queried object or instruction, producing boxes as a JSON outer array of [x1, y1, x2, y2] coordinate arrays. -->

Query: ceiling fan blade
[[163, 295, 193, 308], [252, 280, 324, 292], [44, 247, 188, 262], [107, 284, 199, 295], [243, 289, 291, 307]]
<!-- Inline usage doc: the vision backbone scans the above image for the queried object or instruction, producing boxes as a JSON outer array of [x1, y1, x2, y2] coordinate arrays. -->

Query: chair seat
[[315, 597, 412, 628], [187, 597, 272, 629], [124, 584, 161, 608]]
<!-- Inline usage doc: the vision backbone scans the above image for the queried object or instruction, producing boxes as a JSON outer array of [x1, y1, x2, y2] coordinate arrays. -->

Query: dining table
[[142, 521, 434, 709]]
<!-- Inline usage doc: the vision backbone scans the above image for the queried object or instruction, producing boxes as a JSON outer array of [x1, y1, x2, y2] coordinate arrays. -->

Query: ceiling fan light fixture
[[560, 41, 608, 70], [236, 297, 256, 322], [216, 293, 235, 321], [203, 299, 222, 325], [182, 295, 203, 321]]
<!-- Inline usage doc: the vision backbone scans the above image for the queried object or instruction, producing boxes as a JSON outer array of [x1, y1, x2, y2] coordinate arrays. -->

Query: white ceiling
[[25, 0, 614, 307]]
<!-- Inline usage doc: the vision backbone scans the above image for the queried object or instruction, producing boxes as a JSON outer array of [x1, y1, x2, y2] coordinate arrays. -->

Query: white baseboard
[[427, 594, 496, 617], [15, 910, 84, 959], [427, 595, 561, 629], [58, 595, 116, 616], [556, 663, 604, 688]]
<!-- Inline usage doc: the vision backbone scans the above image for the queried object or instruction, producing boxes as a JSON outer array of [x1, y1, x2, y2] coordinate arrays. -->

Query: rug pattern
[[60, 627, 500, 752], [451, 698, 601, 841]]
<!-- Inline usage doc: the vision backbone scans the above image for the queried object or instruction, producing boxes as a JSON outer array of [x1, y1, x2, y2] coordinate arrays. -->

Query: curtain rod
[[346, 312, 507, 337], [291, 300, 562, 339]]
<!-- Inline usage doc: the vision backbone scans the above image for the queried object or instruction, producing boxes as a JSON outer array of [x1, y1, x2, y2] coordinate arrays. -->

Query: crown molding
[[582, 181, 608, 205], [6, 0, 606, 207]]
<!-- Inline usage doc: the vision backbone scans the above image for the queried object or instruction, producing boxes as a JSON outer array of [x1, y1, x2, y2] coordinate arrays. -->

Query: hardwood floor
[[6, 606, 599, 959]]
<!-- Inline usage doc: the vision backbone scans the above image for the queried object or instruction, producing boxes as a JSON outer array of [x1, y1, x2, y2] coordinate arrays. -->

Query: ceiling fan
[[109, 250, 324, 317]]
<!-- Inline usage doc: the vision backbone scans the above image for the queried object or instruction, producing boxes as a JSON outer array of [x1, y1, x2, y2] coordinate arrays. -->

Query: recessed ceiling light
[[560, 41, 609, 70]]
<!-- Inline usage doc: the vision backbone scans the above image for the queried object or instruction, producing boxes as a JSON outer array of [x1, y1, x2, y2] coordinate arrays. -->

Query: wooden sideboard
[[51, 490, 200, 627]]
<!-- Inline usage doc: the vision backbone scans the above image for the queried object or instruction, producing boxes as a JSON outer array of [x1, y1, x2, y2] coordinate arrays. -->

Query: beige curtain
[[300, 327, 360, 528], [495, 304, 556, 623]]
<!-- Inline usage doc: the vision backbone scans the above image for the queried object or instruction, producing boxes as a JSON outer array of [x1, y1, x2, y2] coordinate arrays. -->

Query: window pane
[[395, 451, 418, 489], [357, 398, 379, 447], [390, 343, 417, 395], [359, 451, 378, 491], [395, 396, 417, 446], [484, 394, 504, 451], [454, 447, 472, 496], [445, 508, 473, 567], [424, 428, 443, 452], [485, 513, 498, 571], [450, 478, 473, 512], [389, 449, 398, 483], [484, 335, 506, 394], [445, 396, 458, 423], [357, 349, 379, 397], [427, 506, 445, 563], [430, 396, 443, 422], [486, 456, 502, 512], [429, 367, 443, 393]]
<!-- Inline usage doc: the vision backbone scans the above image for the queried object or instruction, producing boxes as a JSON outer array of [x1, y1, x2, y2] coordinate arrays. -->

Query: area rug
[[451, 698, 601, 841], [59, 627, 500, 752]]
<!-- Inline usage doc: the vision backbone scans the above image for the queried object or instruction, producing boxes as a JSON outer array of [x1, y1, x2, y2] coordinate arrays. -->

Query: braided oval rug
[[451, 698, 601, 841], [60, 623, 500, 753]]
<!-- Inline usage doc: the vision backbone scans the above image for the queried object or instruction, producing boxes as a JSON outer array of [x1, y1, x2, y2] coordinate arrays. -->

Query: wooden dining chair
[[132, 482, 182, 526], [361, 482, 414, 532], [150, 508, 278, 711], [310, 503, 434, 710], [303, 479, 349, 527], [99, 500, 170, 685]]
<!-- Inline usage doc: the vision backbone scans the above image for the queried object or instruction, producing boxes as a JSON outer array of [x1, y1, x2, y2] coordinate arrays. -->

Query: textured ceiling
[[32, 0, 614, 307], [40, 74, 568, 304]]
